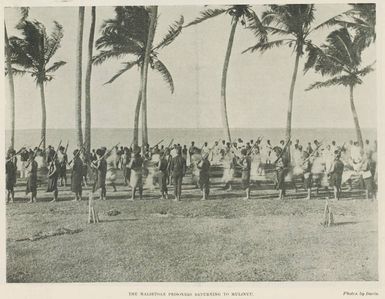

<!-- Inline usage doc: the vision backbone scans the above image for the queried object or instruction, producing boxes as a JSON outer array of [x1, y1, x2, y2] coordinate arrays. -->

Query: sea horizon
[[5, 127, 377, 152]]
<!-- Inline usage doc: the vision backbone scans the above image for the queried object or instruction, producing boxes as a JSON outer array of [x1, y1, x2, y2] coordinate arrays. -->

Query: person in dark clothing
[[6, 149, 17, 203], [92, 148, 107, 200], [239, 148, 251, 200], [329, 151, 344, 200], [197, 152, 210, 200], [25, 152, 38, 203], [128, 150, 144, 200], [158, 150, 170, 199], [71, 149, 84, 201], [274, 146, 290, 200], [169, 148, 186, 201], [47, 156, 59, 202]]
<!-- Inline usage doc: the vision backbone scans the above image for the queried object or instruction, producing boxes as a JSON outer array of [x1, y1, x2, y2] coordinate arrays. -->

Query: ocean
[[5, 127, 377, 152]]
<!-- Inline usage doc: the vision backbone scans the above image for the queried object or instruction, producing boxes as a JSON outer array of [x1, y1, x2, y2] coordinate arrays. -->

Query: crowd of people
[[5, 136, 377, 204]]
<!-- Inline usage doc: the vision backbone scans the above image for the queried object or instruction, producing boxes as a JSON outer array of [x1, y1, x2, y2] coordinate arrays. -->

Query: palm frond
[[306, 75, 356, 91], [184, 8, 226, 27], [356, 62, 375, 77], [46, 60, 66, 73], [5, 67, 32, 77], [45, 21, 64, 63], [104, 60, 139, 84], [153, 15, 184, 50], [243, 39, 291, 54], [246, 10, 268, 43], [92, 50, 128, 65], [152, 59, 174, 93]]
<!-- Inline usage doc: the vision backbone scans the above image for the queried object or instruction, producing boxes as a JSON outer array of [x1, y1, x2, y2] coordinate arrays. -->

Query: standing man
[[274, 146, 290, 200], [71, 149, 83, 201], [169, 148, 186, 201], [47, 155, 59, 202], [19, 147, 29, 179], [239, 148, 251, 200], [92, 148, 107, 200], [158, 149, 169, 199], [197, 152, 210, 200], [128, 148, 144, 200], [329, 151, 344, 200], [57, 146, 68, 187], [25, 152, 38, 203], [6, 149, 17, 203]]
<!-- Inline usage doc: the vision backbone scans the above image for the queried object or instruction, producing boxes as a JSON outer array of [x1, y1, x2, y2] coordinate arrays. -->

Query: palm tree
[[85, 7, 96, 155], [75, 7, 85, 148], [305, 27, 375, 148], [185, 5, 265, 143], [4, 23, 15, 150], [8, 19, 66, 152], [93, 6, 183, 147], [4, 7, 29, 150], [141, 6, 157, 149], [244, 4, 346, 144]]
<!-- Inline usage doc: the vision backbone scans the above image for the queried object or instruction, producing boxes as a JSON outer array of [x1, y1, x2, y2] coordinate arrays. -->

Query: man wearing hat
[[197, 152, 211, 200], [6, 149, 17, 203], [169, 148, 186, 201]]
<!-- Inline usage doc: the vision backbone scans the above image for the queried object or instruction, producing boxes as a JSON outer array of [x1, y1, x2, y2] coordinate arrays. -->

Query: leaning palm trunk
[[221, 16, 239, 143], [5, 24, 15, 149], [286, 49, 301, 144], [39, 81, 47, 156], [84, 7, 96, 155], [349, 85, 364, 149], [141, 6, 157, 150], [75, 7, 85, 148]]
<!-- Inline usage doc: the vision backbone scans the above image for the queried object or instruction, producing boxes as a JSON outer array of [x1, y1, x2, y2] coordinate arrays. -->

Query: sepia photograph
[[2, 0, 381, 290]]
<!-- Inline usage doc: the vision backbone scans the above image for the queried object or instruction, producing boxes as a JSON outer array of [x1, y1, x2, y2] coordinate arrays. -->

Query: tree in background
[[8, 18, 66, 152]]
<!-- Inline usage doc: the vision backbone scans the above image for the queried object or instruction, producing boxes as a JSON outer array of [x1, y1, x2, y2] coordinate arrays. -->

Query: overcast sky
[[4, 4, 377, 130]]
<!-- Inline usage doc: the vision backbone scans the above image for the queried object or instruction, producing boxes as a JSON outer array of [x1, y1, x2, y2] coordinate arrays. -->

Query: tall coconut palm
[[4, 23, 15, 150], [244, 4, 346, 144], [84, 6, 96, 155], [4, 7, 29, 150], [75, 7, 85, 148], [141, 6, 157, 149], [93, 6, 183, 147], [185, 5, 265, 143], [8, 19, 66, 152], [305, 27, 375, 148]]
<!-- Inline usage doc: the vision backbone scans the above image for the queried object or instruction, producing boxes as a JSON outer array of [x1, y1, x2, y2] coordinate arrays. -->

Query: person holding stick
[[169, 147, 186, 201], [47, 155, 60, 202], [157, 149, 170, 199], [6, 149, 18, 203], [273, 145, 290, 200], [57, 145, 68, 187], [128, 147, 144, 200], [328, 150, 344, 200], [92, 148, 108, 200], [71, 149, 84, 201], [25, 151, 38, 203], [239, 148, 252, 200]]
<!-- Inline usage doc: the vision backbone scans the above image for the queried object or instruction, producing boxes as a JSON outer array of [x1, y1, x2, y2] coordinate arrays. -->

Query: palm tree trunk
[[5, 23, 15, 150], [75, 7, 85, 148], [141, 6, 157, 151], [133, 88, 142, 148], [85, 7, 96, 155], [349, 85, 364, 149], [221, 16, 239, 143], [39, 81, 47, 153], [285, 48, 301, 143]]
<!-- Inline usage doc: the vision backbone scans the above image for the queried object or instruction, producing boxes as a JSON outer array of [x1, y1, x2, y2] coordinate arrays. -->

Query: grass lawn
[[6, 176, 378, 282]]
